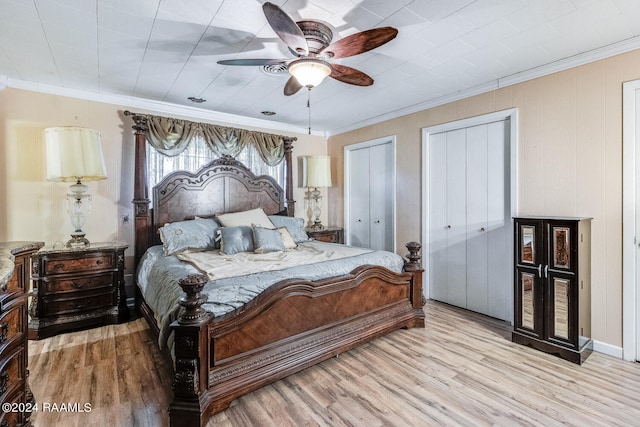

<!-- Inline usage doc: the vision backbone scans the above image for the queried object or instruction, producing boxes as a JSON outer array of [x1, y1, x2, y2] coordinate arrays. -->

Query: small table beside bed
[[126, 112, 425, 427]]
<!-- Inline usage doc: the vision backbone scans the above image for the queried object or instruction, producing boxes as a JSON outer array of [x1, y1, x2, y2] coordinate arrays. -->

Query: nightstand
[[28, 241, 129, 339], [306, 227, 344, 244]]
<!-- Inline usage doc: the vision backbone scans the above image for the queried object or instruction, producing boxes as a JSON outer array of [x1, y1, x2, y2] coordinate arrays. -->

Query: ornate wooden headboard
[[151, 156, 285, 247], [126, 112, 296, 262]]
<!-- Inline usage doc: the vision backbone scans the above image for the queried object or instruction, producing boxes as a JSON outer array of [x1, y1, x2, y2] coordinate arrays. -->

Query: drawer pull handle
[[71, 281, 84, 289], [0, 371, 8, 394], [72, 302, 90, 310], [0, 322, 8, 343], [53, 263, 65, 270], [96, 259, 103, 265]]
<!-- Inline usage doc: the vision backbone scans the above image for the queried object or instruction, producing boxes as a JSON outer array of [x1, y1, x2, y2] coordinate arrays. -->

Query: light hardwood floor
[[28, 300, 640, 426]]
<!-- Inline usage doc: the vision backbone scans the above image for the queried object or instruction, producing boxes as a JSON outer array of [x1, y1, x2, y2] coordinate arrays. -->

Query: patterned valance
[[124, 111, 293, 166]]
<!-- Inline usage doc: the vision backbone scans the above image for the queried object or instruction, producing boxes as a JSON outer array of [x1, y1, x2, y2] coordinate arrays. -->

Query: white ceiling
[[1, 0, 640, 135]]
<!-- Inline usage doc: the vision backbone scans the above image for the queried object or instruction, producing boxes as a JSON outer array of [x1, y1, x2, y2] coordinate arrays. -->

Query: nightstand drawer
[[43, 253, 115, 275], [43, 291, 114, 316], [313, 233, 338, 243], [0, 302, 24, 350], [43, 273, 115, 294]]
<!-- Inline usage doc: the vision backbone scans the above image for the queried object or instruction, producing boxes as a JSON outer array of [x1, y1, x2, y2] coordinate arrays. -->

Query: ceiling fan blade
[[330, 64, 374, 86], [262, 2, 309, 56], [217, 58, 288, 66], [321, 27, 398, 59], [284, 76, 303, 96]]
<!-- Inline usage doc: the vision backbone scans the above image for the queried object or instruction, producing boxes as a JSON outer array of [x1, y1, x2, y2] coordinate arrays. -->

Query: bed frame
[[126, 112, 425, 427]]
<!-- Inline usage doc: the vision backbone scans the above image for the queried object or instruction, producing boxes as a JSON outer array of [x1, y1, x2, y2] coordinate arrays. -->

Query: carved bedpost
[[170, 273, 211, 427], [125, 111, 152, 265], [404, 242, 426, 326], [284, 137, 296, 217], [404, 241, 422, 271]]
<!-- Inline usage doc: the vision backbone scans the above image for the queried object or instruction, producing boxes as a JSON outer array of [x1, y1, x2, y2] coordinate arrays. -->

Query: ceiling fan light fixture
[[288, 58, 332, 88]]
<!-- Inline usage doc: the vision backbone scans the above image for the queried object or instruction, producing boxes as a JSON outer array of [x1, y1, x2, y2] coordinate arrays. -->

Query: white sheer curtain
[[147, 134, 285, 202]]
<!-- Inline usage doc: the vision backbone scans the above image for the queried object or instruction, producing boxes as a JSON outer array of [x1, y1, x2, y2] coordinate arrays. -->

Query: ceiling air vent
[[261, 63, 289, 76]]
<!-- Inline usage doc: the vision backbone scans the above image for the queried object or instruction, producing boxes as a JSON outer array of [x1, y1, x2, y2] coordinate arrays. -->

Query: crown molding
[[325, 36, 640, 136], [5, 78, 324, 137], [5, 35, 640, 139]]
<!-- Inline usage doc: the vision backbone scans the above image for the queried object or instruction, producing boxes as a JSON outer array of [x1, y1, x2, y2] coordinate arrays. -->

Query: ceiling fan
[[217, 2, 398, 96]]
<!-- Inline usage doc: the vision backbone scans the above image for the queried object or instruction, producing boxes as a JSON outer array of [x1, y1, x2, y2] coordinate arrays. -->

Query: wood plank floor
[[28, 300, 640, 426]]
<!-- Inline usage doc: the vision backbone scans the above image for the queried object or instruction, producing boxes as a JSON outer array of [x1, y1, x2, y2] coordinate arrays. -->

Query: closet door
[[428, 119, 510, 321], [369, 142, 394, 251], [445, 129, 467, 308], [465, 124, 489, 315], [486, 120, 510, 320], [429, 132, 449, 303], [347, 147, 370, 248]]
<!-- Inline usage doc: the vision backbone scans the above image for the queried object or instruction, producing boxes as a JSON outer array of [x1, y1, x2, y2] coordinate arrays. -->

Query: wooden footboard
[[168, 243, 425, 427]]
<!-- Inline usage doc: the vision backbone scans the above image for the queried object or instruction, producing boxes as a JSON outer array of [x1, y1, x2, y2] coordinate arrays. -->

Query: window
[[147, 134, 285, 202]]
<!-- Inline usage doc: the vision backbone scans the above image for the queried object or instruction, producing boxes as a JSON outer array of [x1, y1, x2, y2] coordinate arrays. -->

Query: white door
[[369, 143, 394, 251], [427, 120, 510, 321], [347, 147, 370, 248], [345, 138, 395, 251]]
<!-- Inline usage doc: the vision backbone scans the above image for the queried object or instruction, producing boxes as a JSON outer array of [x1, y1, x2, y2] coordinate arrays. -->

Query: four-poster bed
[[124, 111, 425, 427]]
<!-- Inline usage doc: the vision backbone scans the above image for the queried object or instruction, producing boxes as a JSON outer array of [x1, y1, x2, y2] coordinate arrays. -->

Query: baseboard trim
[[592, 340, 623, 359]]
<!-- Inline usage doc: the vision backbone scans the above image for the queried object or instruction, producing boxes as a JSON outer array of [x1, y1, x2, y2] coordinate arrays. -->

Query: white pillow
[[276, 227, 298, 249], [216, 208, 275, 229]]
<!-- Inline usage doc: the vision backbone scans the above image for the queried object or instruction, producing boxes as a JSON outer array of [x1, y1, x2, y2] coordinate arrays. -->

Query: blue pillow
[[268, 216, 310, 243], [219, 226, 255, 255], [159, 218, 220, 256], [253, 226, 286, 253]]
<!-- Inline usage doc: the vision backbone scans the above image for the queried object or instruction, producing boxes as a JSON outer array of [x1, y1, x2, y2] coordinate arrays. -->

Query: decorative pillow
[[219, 226, 255, 255], [268, 215, 310, 243], [216, 208, 275, 229], [253, 226, 286, 253], [276, 227, 297, 250], [159, 218, 220, 256]]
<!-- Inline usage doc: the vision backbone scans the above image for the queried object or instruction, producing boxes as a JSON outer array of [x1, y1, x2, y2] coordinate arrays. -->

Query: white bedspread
[[176, 241, 376, 281]]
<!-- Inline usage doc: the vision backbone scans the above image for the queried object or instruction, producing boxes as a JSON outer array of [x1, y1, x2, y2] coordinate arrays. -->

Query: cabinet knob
[[446, 225, 451, 229], [375, 220, 381, 224], [357, 219, 362, 222], [480, 227, 485, 232]]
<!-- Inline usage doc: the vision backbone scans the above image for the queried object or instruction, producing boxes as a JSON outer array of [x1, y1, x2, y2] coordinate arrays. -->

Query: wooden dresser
[[28, 242, 129, 340], [306, 227, 344, 244], [0, 241, 44, 427]]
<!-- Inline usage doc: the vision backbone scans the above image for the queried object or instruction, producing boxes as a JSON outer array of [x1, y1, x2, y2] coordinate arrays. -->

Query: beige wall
[[328, 48, 640, 349], [0, 88, 326, 272]]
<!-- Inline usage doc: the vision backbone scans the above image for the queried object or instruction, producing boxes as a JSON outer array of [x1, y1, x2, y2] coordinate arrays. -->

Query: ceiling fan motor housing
[[295, 20, 333, 56]]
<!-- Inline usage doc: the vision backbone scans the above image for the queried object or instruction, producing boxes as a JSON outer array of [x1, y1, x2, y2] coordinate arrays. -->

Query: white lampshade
[[303, 156, 332, 188], [45, 127, 108, 182], [289, 58, 332, 88]]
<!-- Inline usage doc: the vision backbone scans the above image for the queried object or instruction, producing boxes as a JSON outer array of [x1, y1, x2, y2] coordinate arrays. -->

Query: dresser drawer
[[0, 347, 25, 401], [0, 389, 24, 427], [42, 273, 115, 294], [43, 253, 115, 275], [0, 302, 24, 350], [43, 291, 115, 316]]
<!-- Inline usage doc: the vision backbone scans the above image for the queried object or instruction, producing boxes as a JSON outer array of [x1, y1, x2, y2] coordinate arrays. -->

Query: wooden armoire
[[512, 217, 592, 364]]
